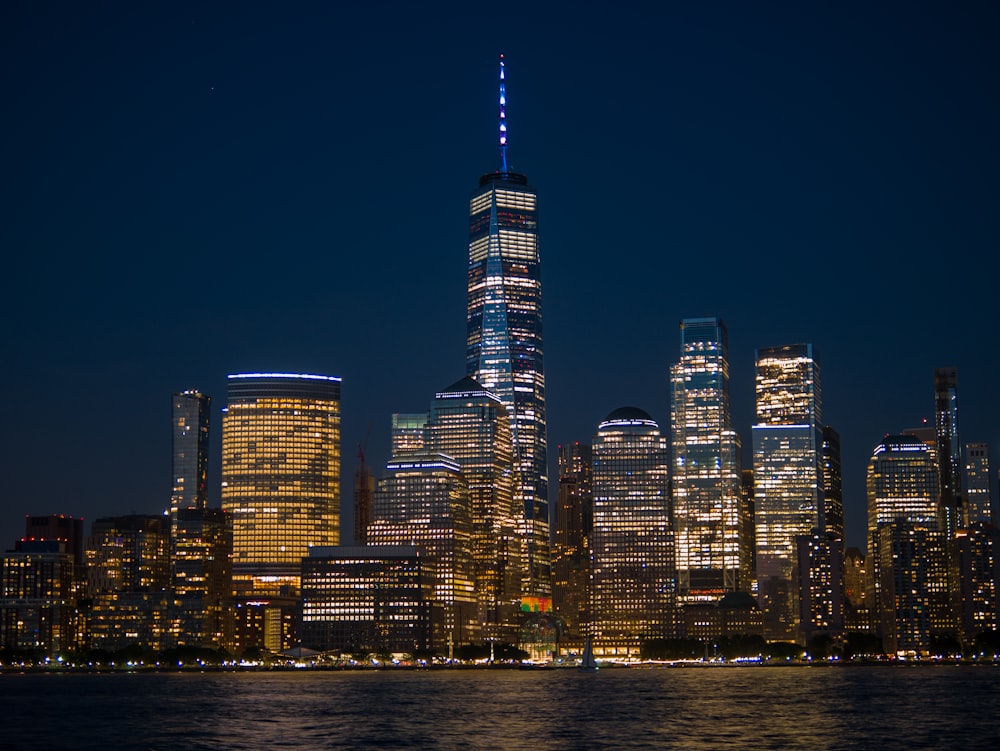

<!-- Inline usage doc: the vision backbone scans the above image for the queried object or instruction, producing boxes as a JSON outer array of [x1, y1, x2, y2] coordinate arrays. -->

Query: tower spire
[[498, 54, 508, 173]]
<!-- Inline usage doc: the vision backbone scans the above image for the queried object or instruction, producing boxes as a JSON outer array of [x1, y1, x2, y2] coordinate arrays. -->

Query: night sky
[[3, 2, 998, 552]]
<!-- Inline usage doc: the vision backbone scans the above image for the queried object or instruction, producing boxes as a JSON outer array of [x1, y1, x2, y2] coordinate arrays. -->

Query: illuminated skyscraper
[[822, 426, 844, 541], [426, 377, 520, 638], [964, 443, 993, 524], [221, 373, 341, 596], [170, 390, 211, 526], [670, 317, 743, 604], [753, 343, 823, 640], [934, 368, 963, 537], [866, 435, 953, 646], [466, 56, 549, 598], [170, 508, 233, 650], [552, 442, 593, 636], [590, 408, 673, 657], [367, 453, 478, 648]]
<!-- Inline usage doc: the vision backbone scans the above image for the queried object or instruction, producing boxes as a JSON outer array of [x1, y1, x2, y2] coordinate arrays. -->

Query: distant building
[[169, 508, 233, 651], [86, 515, 171, 651], [843, 547, 873, 634], [822, 426, 845, 540], [221, 373, 341, 597], [1, 540, 77, 656], [352, 457, 375, 546], [682, 591, 764, 642], [753, 343, 823, 642], [170, 390, 211, 528], [300, 546, 431, 654], [391, 413, 428, 457], [590, 408, 674, 658], [367, 453, 478, 649], [796, 530, 844, 642], [964, 443, 993, 525], [670, 317, 743, 604], [551, 443, 593, 637], [953, 523, 999, 641], [934, 368, 963, 539], [465, 57, 549, 600]]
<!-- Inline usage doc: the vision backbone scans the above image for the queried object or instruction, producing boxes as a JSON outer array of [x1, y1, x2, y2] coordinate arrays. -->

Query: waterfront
[[1, 666, 998, 750]]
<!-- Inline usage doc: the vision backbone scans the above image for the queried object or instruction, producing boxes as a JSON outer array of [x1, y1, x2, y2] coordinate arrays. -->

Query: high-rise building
[[795, 530, 844, 643], [367, 453, 478, 649], [551, 442, 593, 636], [866, 434, 954, 646], [670, 317, 743, 603], [86, 515, 171, 651], [424, 377, 520, 639], [171, 390, 211, 526], [935, 368, 962, 537], [843, 547, 873, 634], [391, 413, 428, 457], [822, 426, 844, 541], [170, 508, 233, 651], [1, 540, 77, 656], [964, 443, 993, 525], [353, 454, 375, 546], [466, 56, 549, 599], [753, 343, 824, 641], [953, 523, 1000, 641], [221, 373, 341, 596], [590, 408, 673, 657]]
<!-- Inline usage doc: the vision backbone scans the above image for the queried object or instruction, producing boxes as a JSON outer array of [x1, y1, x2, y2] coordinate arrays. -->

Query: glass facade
[[964, 442, 993, 524], [221, 373, 341, 595], [670, 317, 743, 603], [170, 390, 211, 526], [934, 368, 962, 537], [170, 507, 233, 650], [367, 453, 478, 649], [590, 408, 673, 655], [467, 169, 549, 600], [753, 343, 823, 641]]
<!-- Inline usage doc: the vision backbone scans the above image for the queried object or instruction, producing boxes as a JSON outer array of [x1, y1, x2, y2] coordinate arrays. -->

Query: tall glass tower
[[670, 317, 743, 603], [590, 408, 673, 657], [466, 56, 549, 598], [752, 343, 823, 640], [170, 390, 211, 526], [934, 368, 963, 535], [221, 373, 341, 596]]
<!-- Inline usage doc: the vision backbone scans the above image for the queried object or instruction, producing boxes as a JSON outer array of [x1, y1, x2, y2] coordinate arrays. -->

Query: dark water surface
[[2, 666, 998, 750]]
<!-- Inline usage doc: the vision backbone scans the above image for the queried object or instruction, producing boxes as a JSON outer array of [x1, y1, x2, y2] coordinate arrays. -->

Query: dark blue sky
[[2, 2, 998, 551]]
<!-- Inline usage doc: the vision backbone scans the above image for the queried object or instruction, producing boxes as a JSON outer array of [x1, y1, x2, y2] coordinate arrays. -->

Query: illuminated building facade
[[795, 530, 844, 642], [552, 442, 593, 636], [953, 523, 1000, 640], [466, 58, 549, 599], [843, 547, 873, 633], [753, 343, 823, 641], [682, 591, 764, 641], [590, 408, 673, 656], [1, 541, 77, 656], [822, 426, 845, 540], [367, 453, 478, 648], [86, 515, 171, 651], [934, 368, 963, 538], [221, 373, 341, 596], [866, 435, 955, 644], [391, 413, 428, 456], [964, 443, 993, 524], [740, 469, 756, 589], [170, 390, 211, 528], [170, 508, 233, 650], [424, 377, 520, 639], [300, 546, 431, 654], [670, 317, 743, 603]]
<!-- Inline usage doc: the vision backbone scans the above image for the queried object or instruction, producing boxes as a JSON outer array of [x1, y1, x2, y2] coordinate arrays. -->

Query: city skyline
[[3, 3, 999, 553]]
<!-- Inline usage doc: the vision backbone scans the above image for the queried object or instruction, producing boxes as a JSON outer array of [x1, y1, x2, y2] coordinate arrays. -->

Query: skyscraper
[[552, 442, 593, 636], [753, 343, 824, 640], [935, 368, 962, 536], [466, 56, 549, 598], [821, 426, 845, 540], [670, 317, 743, 603], [221, 373, 341, 596], [590, 408, 673, 657], [170, 390, 211, 526], [367, 453, 478, 648], [964, 443, 993, 524]]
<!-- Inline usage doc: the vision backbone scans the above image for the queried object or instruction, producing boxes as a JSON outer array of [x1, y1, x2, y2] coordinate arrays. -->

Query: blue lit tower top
[[466, 56, 550, 598], [498, 54, 508, 172]]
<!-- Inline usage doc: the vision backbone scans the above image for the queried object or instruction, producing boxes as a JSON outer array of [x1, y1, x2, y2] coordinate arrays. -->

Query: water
[[1, 666, 998, 750]]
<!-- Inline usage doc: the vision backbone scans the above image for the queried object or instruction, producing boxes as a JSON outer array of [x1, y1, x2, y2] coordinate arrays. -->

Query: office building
[[822, 426, 845, 541], [552, 442, 593, 636], [964, 443, 993, 524], [753, 343, 824, 641], [170, 390, 211, 528], [670, 317, 743, 604], [934, 368, 962, 538], [590, 408, 673, 657], [170, 508, 233, 650], [466, 57, 549, 599], [795, 530, 844, 643], [221, 373, 341, 596], [953, 523, 999, 640], [367, 453, 478, 649], [300, 546, 431, 655]]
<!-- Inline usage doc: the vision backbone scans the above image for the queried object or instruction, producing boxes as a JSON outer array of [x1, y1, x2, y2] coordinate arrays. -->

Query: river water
[[1, 665, 997, 750]]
